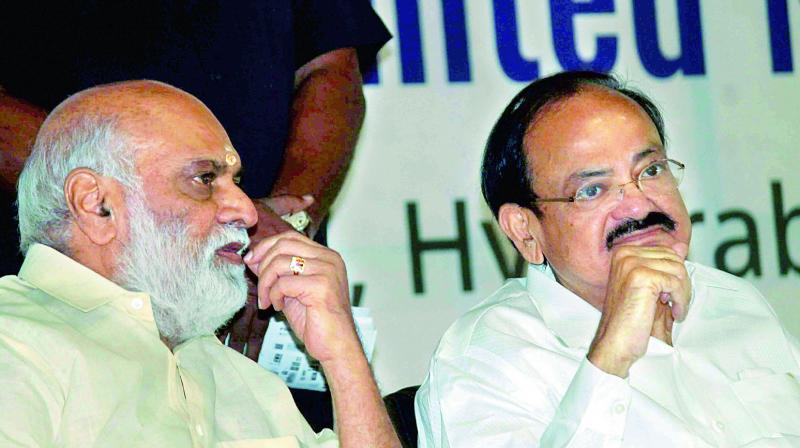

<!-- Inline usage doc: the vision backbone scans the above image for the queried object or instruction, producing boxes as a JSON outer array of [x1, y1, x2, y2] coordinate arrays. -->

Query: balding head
[[40, 80, 215, 157], [17, 80, 217, 256]]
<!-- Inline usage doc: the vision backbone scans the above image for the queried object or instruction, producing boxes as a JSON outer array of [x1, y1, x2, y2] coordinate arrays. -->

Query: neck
[[551, 270, 606, 311]]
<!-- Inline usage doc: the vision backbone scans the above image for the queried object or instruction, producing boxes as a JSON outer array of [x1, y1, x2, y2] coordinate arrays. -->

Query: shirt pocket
[[216, 436, 301, 448], [731, 371, 800, 437]]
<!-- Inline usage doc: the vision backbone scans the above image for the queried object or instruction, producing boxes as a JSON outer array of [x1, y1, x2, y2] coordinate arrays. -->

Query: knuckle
[[629, 265, 652, 279]]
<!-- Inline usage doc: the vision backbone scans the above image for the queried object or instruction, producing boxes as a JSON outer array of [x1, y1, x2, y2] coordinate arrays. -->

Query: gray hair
[[17, 116, 140, 255]]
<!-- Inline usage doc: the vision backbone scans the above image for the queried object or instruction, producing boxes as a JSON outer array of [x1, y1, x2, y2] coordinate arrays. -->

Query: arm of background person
[[265, 47, 365, 238], [0, 87, 47, 193], [220, 48, 365, 359]]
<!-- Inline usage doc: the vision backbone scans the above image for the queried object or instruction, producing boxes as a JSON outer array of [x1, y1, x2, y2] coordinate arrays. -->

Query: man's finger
[[651, 301, 674, 341], [613, 245, 683, 263], [246, 232, 328, 268]]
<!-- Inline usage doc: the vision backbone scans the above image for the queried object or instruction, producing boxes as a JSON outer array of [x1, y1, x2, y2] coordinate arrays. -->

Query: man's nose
[[609, 180, 650, 221], [217, 186, 258, 229]]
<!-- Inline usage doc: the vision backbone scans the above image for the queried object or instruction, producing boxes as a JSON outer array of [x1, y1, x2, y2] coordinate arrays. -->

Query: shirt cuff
[[542, 357, 632, 446]]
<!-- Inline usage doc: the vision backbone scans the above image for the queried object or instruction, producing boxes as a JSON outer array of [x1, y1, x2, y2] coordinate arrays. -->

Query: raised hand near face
[[243, 231, 359, 364], [216, 194, 313, 359], [588, 242, 691, 378]]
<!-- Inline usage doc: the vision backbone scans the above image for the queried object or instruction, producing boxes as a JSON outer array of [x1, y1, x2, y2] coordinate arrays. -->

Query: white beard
[[114, 192, 249, 346]]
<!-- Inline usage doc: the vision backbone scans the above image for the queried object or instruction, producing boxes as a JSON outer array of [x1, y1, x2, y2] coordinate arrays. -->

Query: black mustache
[[605, 212, 676, 250]]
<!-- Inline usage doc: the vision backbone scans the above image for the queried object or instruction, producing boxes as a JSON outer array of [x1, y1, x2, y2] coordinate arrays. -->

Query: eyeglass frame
[[531, 158, 686, 205]]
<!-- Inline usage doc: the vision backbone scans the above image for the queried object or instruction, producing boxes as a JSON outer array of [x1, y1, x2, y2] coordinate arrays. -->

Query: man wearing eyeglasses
[[415, 71, 800, 447]]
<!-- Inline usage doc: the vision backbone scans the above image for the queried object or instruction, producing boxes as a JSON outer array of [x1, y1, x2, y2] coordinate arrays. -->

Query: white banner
[[329, 0, 800, 394]]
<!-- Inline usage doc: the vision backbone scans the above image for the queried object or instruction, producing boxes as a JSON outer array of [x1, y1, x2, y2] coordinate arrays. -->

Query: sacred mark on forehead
[[224, 145, 237, 166]]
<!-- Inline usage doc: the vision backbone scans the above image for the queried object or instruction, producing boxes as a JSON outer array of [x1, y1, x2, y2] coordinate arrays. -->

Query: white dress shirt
[[415, 262, 800, 447]]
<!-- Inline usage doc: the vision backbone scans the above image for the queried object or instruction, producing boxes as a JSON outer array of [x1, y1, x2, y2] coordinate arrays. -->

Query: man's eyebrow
[[566, 167, 613, 184], [632, 147, 661, 163], [188, 159, 242, 176], [565, 147, 664, 184]]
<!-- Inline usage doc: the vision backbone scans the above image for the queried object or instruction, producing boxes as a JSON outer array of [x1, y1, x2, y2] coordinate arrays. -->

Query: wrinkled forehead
[[524, 88, 663, 185], [127, 103, 242, 181]]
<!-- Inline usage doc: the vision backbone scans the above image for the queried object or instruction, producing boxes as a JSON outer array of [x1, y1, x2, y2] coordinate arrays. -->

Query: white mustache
[[206, 226, 250, 258]]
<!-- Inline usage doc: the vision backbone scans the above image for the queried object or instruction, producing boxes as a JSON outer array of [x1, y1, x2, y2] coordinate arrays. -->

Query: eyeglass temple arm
[[533, 197, 576, 203]]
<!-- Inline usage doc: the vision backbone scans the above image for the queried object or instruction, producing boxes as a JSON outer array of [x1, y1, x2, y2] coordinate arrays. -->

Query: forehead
[[132, 102, 241, 173], [524, 86, 663, 184]]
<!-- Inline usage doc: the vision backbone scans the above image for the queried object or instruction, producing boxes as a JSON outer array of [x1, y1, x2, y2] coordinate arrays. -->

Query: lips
[[215, 242, 247, 264], [609, 226, 669, 248]]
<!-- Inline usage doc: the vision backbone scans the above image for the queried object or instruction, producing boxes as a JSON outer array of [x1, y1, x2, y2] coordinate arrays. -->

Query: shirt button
[[613, 403, 627, 414], [195, 424, 204, 437], [714, 420, 725, 432], [131, 298, 144, 310]]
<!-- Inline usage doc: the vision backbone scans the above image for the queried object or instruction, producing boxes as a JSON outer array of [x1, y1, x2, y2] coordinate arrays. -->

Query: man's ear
[[64, 168, 122, 246], [498, 203, 545, 265]]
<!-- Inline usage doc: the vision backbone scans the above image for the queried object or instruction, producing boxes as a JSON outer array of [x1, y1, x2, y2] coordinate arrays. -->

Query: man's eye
[[641, 161, 666, 179], [194, 172, 216, 185], [574, 183, 605, 201]]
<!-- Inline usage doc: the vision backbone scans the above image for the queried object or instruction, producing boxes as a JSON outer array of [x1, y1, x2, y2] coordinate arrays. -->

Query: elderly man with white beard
[[0, 80, 400, 448]]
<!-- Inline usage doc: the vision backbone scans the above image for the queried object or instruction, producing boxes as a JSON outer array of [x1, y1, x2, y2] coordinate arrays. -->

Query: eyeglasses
[[533, 158, 685, 210]]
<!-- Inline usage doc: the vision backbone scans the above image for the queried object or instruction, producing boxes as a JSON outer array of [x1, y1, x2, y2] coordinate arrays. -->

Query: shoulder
[[687, 261, 768, 300], [686, 261, 778, 319], [430, 278, 549, 362], [0, 275, 59, 331], [0, 276, 66, 397]]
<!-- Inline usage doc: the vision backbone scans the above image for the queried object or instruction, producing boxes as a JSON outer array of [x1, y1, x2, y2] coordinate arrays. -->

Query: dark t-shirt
[[0, 0, 391, 274], [1, 0, 390, 197]]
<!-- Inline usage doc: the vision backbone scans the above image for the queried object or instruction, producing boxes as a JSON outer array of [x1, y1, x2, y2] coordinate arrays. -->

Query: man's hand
[[215, 194, 313, 359], [244, 231, 400, 447], [251, 194, 315, 241], [244, 231, 359, 364], [588, 243, 691, 378]]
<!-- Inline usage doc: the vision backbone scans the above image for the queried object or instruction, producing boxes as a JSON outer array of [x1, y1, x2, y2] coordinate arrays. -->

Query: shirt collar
[[18, 244, 132, 312], [525, 263, 602, 350]]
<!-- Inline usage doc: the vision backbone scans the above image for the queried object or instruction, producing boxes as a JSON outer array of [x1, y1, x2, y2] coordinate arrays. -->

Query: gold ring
[[289, 256, 306, 276]]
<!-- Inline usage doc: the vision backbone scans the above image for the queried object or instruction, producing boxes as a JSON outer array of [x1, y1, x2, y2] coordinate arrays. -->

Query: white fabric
[[416, 262, 800, 447]]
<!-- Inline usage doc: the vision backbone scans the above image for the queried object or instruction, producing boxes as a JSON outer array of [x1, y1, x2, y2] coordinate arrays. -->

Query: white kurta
[[416, 262, 800, 447]]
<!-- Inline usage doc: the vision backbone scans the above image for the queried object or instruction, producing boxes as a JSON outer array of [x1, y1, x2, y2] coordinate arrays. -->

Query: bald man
[[0, 81, 399, 447]]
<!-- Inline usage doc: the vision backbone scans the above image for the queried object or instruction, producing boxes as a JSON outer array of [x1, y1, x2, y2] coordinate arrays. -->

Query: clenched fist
[[588, 243, 691, 377]]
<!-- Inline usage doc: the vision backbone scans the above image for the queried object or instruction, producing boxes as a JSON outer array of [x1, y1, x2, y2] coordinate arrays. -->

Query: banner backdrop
[[327, 0, 800, 394]]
